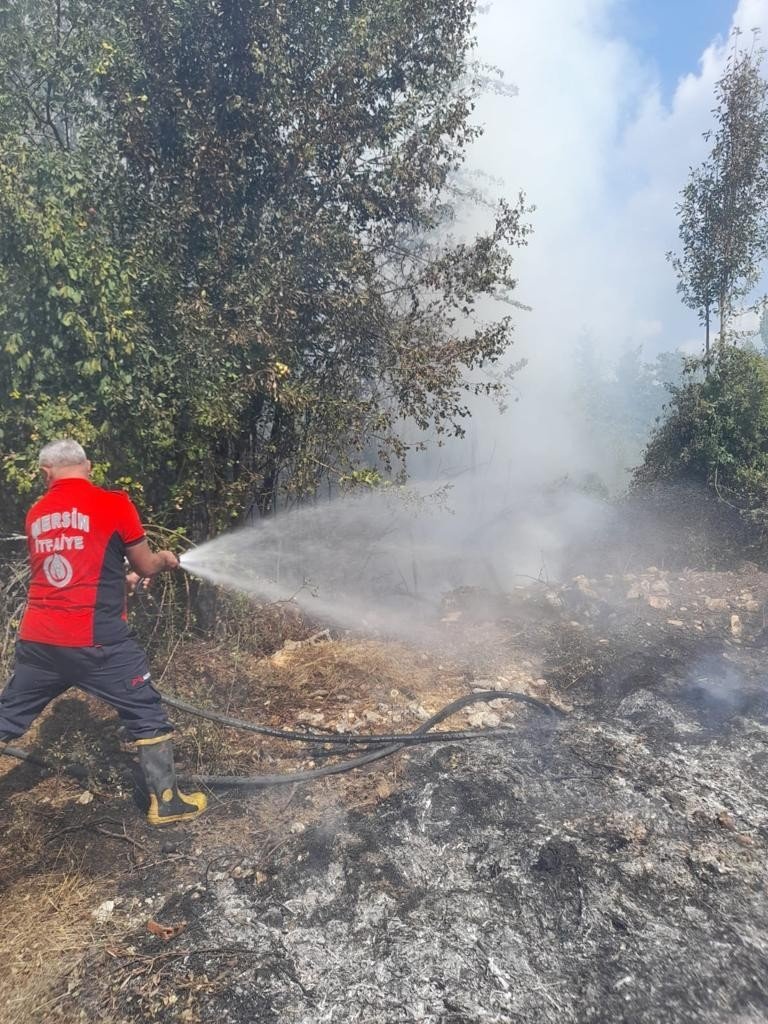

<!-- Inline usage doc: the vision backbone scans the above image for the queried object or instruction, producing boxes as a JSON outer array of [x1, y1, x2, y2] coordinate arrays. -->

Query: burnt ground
[[1, 565, 768, 1023]]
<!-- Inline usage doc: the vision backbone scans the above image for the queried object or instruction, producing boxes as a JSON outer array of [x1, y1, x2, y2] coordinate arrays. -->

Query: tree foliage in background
[[669, 41, 768, 355], [0, 0, 529, 536], [634, 345, 768, 530]]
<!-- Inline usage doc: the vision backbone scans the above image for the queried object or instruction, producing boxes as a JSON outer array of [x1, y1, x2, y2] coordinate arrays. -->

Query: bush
[[634, 346, 768, 534]]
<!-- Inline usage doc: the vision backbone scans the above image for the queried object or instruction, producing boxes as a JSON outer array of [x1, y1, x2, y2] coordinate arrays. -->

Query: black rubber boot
[[137, 736, 207, 825]]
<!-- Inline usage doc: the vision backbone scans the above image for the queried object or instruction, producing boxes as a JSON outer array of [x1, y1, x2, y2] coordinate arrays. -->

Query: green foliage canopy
[[0, 0, 529, 535], [634, 345, 768, 528]]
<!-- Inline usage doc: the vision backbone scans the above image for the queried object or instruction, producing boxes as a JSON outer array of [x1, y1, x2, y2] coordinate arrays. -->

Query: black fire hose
[[178, 689, 563, 790], [1, 690, 563, 791], [161, 688, 560, 746], [1, 744, 92, 783]]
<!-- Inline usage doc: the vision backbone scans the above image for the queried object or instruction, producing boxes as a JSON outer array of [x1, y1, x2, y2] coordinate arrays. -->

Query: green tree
[[669, 42, 768, 355], [669, 167, 718, 356], [0, 0, 146, 518], [634, 346, 768, 528], [0, 0, 530, 536]]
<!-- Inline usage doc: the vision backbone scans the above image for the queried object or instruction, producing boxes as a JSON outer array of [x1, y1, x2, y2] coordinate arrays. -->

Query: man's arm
[[125, 540, 179, 577]]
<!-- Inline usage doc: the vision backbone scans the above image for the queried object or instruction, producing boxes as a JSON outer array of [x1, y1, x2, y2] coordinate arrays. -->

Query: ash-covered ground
[[53, 565, 768, 1024]]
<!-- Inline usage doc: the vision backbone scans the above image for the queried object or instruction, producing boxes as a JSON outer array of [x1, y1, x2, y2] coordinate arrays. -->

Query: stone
[[573, 575, 598, 598], [92, 900, 116, 923], [466, 710, 502, 729]]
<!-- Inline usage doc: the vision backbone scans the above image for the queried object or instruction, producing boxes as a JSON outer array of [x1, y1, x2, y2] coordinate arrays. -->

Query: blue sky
[[615, 0, 736, 99]]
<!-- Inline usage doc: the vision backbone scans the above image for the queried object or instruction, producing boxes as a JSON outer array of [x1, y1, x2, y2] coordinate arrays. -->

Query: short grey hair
[[38, 439, 88, 468]]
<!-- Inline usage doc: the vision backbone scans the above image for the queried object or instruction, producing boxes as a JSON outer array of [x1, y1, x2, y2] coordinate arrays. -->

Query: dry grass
[[0, 552, 28, 678], [0, 871, 103, 1024], [168, 635, 468, 709], [0, 771, 124, 1024], [164, 634, 473, 778]]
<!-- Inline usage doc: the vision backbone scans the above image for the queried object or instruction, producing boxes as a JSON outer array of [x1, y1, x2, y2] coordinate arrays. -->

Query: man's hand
[[126, 541, 180, 577], [126, 571, 144, 597], [157, 550, 180, 571]]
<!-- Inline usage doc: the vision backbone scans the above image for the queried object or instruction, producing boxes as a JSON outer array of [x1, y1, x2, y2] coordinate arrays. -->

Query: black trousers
[[0, 638, 172, 741]]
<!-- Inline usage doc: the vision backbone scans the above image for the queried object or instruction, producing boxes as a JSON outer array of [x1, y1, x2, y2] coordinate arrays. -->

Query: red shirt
[[19, 477, 146, 647]]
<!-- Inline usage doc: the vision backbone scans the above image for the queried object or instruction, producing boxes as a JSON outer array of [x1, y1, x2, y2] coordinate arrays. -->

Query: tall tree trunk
[[719, 290, 727, 347], [257, 404, 285, 517]]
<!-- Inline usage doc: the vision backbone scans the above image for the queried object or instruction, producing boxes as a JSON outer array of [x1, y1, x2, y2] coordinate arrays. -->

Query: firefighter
[[0, 439, 207, 825]]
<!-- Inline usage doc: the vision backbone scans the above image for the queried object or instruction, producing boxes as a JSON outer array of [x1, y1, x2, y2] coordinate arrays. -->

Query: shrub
[[634, 346, 768, 533]]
